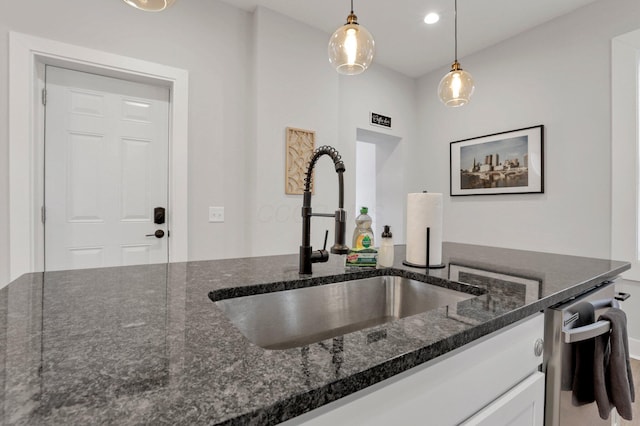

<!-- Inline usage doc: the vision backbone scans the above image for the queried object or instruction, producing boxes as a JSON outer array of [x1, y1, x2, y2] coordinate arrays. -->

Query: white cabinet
[[286, 313, 544, 426], [461, 371, 545, 426]]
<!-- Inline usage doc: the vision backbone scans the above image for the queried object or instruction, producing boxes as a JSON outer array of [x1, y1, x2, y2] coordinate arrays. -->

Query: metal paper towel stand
[[402, 227, 446, 269]]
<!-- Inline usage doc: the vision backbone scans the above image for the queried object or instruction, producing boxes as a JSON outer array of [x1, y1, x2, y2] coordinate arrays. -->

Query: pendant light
[[438, 0, 475, 107], [123, 0, 175, 12], [328, 0, 375, 75]]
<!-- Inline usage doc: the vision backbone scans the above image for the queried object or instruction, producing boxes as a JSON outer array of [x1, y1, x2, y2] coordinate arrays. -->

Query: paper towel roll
[[406, 192, 443, 267]]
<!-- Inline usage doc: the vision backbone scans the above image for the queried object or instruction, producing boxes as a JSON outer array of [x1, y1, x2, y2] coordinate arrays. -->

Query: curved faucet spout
[[300, 146, 349, 275], [303, 145, 345, 209]]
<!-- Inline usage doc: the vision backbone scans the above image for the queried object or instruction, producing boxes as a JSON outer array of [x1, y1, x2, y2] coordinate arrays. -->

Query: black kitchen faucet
[[299, 145, 349, 274]]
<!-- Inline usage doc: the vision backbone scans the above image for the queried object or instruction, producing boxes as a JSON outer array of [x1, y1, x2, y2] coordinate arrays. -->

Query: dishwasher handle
[[564, 320, 612, 344], [562, 298, 621, 344]]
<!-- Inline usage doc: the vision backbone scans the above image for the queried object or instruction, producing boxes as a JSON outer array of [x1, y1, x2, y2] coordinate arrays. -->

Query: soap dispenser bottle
[[378, 225, 394, 268], [352, 207, 374, 250]]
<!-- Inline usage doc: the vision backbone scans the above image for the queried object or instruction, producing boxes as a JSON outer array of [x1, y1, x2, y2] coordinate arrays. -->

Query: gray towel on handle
[[593, 307, 635, 420], [571, 302, 596, 404]]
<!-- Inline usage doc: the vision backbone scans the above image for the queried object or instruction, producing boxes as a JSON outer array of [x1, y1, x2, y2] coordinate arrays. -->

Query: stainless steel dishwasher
[[543, 279, 628, 426]]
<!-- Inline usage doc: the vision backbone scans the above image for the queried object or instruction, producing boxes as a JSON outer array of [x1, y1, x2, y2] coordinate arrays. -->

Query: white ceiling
[[220, 0, 599, 78]]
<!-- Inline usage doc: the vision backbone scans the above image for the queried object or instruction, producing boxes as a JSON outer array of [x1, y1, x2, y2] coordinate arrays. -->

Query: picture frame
[[450, 125, 544, 196]]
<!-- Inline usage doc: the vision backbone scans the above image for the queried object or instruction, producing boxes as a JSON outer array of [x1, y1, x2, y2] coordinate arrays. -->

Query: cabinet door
[[461, 371, 545, 426]]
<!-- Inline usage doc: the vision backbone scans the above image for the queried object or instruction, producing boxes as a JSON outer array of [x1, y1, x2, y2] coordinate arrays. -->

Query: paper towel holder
[[402, 227, 446, 269]]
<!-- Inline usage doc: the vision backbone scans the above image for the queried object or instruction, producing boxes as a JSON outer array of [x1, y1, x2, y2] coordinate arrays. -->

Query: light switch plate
[[209, 206, 224, 223]]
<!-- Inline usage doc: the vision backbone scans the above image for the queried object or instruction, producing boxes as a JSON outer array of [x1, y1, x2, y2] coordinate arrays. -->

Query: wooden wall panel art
[[285, 127, 315, 195]]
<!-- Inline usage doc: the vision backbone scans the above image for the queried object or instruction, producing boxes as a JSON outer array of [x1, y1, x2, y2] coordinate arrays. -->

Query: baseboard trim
[[630, 337, 640, 360]]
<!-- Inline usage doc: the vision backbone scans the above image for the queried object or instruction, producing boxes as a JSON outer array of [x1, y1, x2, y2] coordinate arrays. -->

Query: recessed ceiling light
[[424, 12, 440, 25]]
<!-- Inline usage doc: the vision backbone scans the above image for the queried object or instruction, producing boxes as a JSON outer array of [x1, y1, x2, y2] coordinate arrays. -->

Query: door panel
[[45, 66, 170, 271], [67, 133, 104, 222], [121, 244, 152, 266], [68, 247, 104, 270], [121, 138, 152, 221]]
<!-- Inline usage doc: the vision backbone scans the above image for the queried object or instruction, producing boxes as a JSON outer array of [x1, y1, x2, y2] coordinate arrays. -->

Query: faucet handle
[[309, 230, 330, 265]]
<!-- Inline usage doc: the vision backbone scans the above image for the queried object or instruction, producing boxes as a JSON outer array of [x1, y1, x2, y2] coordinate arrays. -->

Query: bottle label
[[357, 234, 372, 249]]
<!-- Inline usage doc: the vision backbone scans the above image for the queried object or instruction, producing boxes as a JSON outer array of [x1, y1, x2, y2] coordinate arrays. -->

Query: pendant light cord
[[454, 0, 458, 62], [350, 0, 354, 14]]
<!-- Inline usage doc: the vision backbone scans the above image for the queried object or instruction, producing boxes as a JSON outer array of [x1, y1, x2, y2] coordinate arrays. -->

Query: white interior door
[[44, 66, 170, 271]]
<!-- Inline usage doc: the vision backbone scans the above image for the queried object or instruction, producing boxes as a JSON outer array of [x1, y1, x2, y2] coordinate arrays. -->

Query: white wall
[[355, 130, 404, 245], [611, 28, 640, 353], [0, 1, 417, 285], [250, 6, 341, 257], [338, 65, 418, 245], [249, 7, 418, 257], [414, 0, 640, 343], [0, 0, 254, 281], [355, 141, 377, 234], [414, 0, 640, 260]]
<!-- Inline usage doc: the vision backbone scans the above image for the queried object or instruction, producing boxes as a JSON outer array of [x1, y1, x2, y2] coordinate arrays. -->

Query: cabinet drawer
[[461, 371, 545, 426]]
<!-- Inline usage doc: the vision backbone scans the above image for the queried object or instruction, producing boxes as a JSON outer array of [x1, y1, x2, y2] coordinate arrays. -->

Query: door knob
[[534, 338, 544, 357], [146, 230, 165, 238]]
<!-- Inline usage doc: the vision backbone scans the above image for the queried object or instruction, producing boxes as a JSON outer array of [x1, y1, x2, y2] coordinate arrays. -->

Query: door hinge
[[41, 206, 46, 224], [41, 88, 47, 106]]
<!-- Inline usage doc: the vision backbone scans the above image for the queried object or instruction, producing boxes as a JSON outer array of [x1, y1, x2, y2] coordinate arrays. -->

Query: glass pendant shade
[[438, 61, 475, 107], [328, 16, 375, 75], [438, 0, 474, 107], [123, 0, 175, 11]]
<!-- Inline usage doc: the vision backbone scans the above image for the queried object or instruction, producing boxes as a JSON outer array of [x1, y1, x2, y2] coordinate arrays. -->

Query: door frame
[[9, 31, 189, 281]]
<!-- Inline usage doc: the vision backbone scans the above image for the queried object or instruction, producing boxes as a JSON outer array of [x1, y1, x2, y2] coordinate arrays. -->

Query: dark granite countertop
[[0, 243, 630, 425]]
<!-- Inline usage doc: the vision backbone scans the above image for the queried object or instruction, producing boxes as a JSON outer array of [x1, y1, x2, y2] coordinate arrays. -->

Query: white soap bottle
[[378, 225, 394, 268]]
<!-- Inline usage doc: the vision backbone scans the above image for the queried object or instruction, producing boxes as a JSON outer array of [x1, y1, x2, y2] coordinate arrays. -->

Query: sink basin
[[213, 276, 476, 350]]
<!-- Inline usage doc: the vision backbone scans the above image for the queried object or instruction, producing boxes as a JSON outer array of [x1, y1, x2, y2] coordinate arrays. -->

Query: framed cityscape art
[[450, 125, 544, 196]]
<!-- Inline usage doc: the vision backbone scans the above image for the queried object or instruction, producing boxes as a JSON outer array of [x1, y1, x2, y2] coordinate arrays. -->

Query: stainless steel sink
[[214, 276, 476, 350]]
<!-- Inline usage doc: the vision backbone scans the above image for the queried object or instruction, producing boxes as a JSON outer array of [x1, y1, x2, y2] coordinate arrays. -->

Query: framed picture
[[447, 264, 542, 324], [450, 125, 544, 196]]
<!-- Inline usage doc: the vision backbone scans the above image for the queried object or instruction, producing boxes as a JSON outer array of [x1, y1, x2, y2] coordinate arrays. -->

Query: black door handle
[[146, 230, 165, 238]]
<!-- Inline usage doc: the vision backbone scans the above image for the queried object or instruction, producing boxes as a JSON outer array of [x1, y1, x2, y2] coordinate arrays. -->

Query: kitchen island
[[0, 243, 630, 425]]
